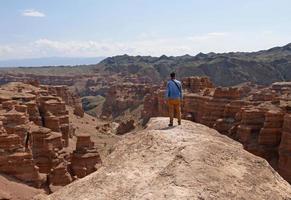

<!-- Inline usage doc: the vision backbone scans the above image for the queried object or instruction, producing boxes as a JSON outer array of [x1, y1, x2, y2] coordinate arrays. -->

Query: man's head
[[170, 72, 175, 79]]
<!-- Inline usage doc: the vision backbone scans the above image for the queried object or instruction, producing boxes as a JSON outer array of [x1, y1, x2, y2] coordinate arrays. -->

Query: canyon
[[1, 43, 291, 199], [1, 76, 291, 199]]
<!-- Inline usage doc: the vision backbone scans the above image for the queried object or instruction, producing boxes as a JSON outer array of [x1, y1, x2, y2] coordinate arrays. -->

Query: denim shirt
[[165, 79, 183, 99]]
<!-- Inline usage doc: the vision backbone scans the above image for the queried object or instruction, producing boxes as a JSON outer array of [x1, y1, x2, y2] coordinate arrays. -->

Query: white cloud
[[188, 32, 230, 41], [1, 31, 291, 60], [136, 31, 160, 40], [32, 38, 199, 57], [22, 9, 45, 17], [207, 32, 229, 37], [33, 39, 128, 57], [0, 46, 13, 54]]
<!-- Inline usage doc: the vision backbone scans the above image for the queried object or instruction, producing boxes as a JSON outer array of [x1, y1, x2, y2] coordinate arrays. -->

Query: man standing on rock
[[165, 72, 182, 126]]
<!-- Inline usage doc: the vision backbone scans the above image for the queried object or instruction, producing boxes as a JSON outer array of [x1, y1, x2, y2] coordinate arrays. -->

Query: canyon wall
[[101, 83, 153, 119], [0, 74, 80, 86]]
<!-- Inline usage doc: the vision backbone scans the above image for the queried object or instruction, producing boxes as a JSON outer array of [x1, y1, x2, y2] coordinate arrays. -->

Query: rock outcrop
[[0, 119, 45, 187], [116, 119, 135, 135], [279, 114, 291, 183], [71, 134, 101, 179], [0, 103, 45, 187], [37, 118, 291, 200]]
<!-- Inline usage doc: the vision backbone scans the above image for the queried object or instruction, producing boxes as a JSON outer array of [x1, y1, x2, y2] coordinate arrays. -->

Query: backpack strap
[[171, 79, 181, 93]]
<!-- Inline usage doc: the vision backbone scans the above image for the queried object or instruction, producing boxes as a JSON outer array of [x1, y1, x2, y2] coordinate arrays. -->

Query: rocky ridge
[[36, 118, 291, 200]]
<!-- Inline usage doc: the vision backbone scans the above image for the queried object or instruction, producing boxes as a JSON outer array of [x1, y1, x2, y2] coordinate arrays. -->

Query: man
[[165, 72, 182, 126]]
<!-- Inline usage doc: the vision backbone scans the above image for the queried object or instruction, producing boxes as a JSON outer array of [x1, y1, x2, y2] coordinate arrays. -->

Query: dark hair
[[170, 72, 175, 78]]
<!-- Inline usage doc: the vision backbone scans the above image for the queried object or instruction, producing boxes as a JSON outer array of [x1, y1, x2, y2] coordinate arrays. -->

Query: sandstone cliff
[[37, 118, 291, 200]]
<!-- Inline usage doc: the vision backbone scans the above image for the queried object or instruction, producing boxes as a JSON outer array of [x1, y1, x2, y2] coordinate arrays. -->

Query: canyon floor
[[0, 174, 45, 200], [36, 118, 291, 200], [67, 105, 120, 160]]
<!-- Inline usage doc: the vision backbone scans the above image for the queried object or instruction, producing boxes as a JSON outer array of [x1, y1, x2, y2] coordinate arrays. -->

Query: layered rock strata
[[0, 82, 101, 191], [0, 120, 45, 187]]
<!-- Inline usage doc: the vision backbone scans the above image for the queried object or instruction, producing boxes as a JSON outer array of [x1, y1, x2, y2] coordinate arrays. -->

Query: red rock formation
[[48, 162, 72, 192], [272, 82, 291, 94], [30, 126, 63, 173], [278, 114, 291, 182], [182, 76, 214, 92], [259, 110, 284, 146], [38, 96, 71, 147], [73, 105, 84, 118], [0, 73, 87, 86], [0, 81, 101, 192], [236, 108, 267, 158], [102, 83, 151, 119], [0, 119, 45, 187], [116, 119, 135, 135], [71, 134, 101, 178]]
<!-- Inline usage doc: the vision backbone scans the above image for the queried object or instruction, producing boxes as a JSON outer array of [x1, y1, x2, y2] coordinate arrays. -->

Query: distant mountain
[[98, 43, 291, 86], [1, 44, 291, 86], [0, 57, 105, 67]]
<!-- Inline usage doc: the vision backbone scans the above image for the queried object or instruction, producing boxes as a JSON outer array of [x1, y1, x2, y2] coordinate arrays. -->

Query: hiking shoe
[[168, 123, 173, 127]]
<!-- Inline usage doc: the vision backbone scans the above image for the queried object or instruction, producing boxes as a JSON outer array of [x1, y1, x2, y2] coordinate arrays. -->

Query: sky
[[0, 0, 291, 60]]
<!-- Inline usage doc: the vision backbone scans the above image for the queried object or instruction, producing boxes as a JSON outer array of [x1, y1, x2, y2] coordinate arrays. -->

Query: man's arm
[[180, 82, 183, 99], [165, 82, 170, 99]]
